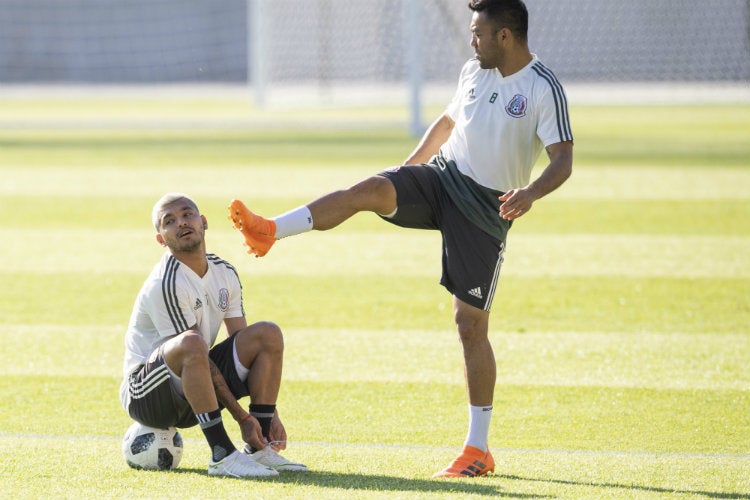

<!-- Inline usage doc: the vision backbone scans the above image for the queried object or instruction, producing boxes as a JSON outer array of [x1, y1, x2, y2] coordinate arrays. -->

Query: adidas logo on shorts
[[468, 287, 483, 299]]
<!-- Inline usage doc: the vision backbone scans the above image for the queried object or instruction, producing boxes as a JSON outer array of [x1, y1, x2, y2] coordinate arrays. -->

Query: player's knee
[[164, 331, 209, 373], [453, 310, 488, 345], [349, 175, 396, 213], [175, 331, 209, 358], [455, 318, 478, 343], [264, 322, 284, 352], [246, 321, 284, 354]]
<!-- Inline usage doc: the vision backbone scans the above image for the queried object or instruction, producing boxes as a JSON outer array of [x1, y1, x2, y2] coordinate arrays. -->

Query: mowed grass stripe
[[4, 228, 749, 278], [2, 165, 749, 202], [3, 433, 748, 459], [0, 130, 414, 169], [551, 166, 750, 200], [3, 436, 745, 498], [0, 438, 750, 499], [5, 324, 748, 391], [1, 377, 748, 455], [2, 272, 747, 333], [1, 104, 748, 165], [1, 194, 748, 235]]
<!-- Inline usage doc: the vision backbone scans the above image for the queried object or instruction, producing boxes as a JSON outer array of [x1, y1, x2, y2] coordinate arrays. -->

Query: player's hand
[[268, 411, 288, 451], [238, 414, 268, 451], [499, 188, 534, 220]]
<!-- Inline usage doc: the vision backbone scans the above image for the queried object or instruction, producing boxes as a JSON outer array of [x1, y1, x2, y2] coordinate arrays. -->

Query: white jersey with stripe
[[122, 251, 244, 377], [441, 55, 573, 193]]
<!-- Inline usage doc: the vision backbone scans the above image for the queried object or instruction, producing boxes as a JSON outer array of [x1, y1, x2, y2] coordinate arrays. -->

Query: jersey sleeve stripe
[[162, 256, 189, 334], [531, 62, 574, 142], [532, 61, 571, 140], [208, 253, 238, 273]]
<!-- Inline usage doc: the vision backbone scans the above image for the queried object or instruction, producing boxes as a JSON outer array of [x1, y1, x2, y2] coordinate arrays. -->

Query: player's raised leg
[[229, 174, 397, 257]]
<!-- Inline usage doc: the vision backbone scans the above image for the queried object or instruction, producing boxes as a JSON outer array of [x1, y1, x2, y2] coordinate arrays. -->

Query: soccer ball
[[122, 422, 183, 470]]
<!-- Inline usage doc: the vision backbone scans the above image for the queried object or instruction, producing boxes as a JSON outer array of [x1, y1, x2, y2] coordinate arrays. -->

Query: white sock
[[464, 404, 492, 452], [272, 206, 313, 239]]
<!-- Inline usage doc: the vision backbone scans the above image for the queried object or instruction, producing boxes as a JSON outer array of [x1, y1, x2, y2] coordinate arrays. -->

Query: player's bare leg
[[434, 297, 496, 478], [234, 321, 284, 406], [453, 298, 495, 406], [164, 331, 221, 414], [306, 175, 397, 230], [162, 331, 278, 477], [230, 175, 397, 256], [234, 321, 309, 471]]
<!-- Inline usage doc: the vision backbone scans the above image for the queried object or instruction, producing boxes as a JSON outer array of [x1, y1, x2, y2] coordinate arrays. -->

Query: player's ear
[[201, 215, 208, 230], [156, 233, 166, 247], [497, 27, 509, 43]]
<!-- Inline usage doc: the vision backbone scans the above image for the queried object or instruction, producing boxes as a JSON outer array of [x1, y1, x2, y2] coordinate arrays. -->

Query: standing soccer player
[[121, 193, 307, 477], [230, 0, 573, 478]]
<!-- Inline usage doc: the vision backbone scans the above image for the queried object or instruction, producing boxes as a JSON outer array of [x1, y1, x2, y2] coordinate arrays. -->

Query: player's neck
[[497, 48, 533, 77], [172, 248, 208, 277]]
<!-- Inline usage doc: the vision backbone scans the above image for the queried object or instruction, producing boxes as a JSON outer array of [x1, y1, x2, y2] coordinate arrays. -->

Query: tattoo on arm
[[208, 359, 245, 421]]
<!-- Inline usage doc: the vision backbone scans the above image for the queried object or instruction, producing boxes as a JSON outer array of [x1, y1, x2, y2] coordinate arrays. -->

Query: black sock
[[249, 404, 276, 452], [196, 409, 236, 461]]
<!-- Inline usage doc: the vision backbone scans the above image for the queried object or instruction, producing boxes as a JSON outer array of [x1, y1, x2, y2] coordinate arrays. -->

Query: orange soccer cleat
[[228, 199, 277, 257], [432, 445, 495, 478]]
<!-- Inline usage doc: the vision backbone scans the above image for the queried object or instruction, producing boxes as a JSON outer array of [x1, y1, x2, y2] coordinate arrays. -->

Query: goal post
[[405, 0, 425, 137], [248, 0, 268, 108]]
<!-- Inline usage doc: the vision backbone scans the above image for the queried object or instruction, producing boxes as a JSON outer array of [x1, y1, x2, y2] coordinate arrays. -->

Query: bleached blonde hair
[[151, 192, 199, 231]]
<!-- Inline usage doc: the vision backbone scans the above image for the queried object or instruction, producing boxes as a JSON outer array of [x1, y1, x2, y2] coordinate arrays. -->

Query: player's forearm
[[527, 141, 573, 201], [208, 358, 248, 422]]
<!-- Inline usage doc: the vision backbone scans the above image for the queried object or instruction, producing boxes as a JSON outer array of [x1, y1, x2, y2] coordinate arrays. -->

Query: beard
[[166, 229, 204, 253], [174, 237, 202, 253], [477, 58, 493, 69]]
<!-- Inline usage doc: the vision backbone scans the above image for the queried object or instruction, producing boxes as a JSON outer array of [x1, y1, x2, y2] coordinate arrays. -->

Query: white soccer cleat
[[243, 444, 309, 472], [208, 450, 279, 478]]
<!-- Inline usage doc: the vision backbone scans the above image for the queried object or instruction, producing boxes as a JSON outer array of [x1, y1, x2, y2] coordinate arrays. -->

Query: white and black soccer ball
[[122, 422, 183, 471]]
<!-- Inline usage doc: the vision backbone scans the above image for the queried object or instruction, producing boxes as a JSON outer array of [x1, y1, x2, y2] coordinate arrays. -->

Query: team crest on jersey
[[218, 288, 229, 312], [505, 94, 528, 118]]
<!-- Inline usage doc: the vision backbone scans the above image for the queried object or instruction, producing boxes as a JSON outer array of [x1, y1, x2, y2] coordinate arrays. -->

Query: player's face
[[470, 11, 504, 70], [156, 199, 206, 253]]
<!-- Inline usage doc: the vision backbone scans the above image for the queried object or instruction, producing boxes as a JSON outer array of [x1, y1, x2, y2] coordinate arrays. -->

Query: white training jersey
[[441, 55, 573, 193], [121, 251, 244, 378]]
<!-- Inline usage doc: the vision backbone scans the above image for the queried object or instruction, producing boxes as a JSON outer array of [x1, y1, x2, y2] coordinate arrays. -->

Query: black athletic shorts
[[124, 334, 247, 429], [378, 164, 506, 311]]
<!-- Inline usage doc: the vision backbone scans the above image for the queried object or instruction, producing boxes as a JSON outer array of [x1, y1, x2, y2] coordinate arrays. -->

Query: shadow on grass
[[175, 468, 548, 498], [500, 474, 749, 499]]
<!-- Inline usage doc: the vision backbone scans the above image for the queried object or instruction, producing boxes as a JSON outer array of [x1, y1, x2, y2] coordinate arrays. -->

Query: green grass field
[[0, 96, 748, 499]]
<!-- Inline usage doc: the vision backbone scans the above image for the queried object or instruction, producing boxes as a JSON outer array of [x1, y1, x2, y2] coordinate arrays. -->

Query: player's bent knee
[[238, 321, 284, 352], [350, 175, 397, 214], [261, 321, 284, 351], [163, 331, 209, 373], [173, 331, 209, 355]]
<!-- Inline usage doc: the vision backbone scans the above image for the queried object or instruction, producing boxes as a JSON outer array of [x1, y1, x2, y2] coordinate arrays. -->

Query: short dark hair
[[468, 0, 528, 42]]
